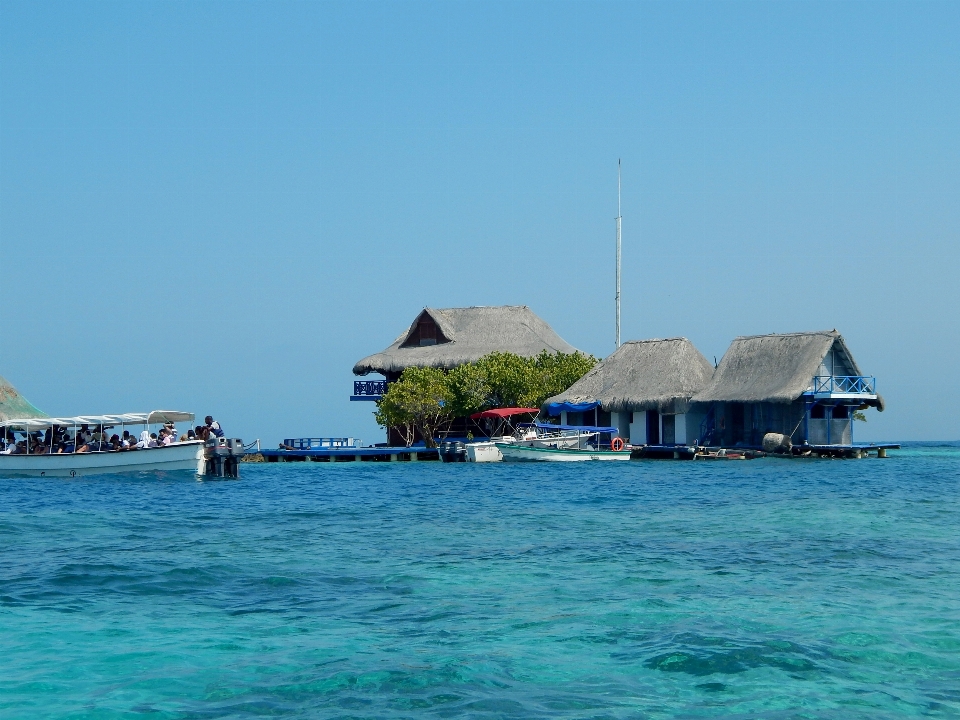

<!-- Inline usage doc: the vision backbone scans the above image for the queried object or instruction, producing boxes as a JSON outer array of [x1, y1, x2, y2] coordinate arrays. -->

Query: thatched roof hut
[[693, 330, 883, 408], [0, 375, 46, 422], [542, 338, 714, 415], [353, 305, 580, 377]]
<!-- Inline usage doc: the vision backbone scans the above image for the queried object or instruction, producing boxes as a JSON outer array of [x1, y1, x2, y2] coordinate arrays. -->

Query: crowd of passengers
[[1, 416, 224, 455]]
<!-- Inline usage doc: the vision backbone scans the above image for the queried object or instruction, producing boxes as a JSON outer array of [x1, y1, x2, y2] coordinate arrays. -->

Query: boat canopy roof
[[469, 407, 539, 420], [0, 410, 195, 429], [517, 422, 619, 434]]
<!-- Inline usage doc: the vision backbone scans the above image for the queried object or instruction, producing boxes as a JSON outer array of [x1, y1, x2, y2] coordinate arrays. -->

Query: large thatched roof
[[353, 305, 580, 376], [693, 330, 873, 404], [542, 338, 715, 414], [0, 375, 46, 422]]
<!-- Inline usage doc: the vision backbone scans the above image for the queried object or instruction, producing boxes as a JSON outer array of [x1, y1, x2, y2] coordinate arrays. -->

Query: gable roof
[[353, 305, 580, 376], [693, 330, 863, 404], [542, 337, 715, 414], [0, 375, 46, 422]]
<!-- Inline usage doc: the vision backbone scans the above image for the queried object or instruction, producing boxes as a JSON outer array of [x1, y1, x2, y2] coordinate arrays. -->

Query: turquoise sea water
[[2, 443, 959, 719]]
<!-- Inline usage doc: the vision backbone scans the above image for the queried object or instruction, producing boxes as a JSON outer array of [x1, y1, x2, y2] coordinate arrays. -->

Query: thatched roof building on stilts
[[353, 305, 580, 379], [542, 338, 714, 446], [353, 305, 582, 445], [692, 330, 884, 448]]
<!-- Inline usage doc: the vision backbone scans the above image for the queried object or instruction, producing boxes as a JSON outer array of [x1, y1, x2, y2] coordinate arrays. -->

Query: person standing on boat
[[204, 416, 224, 438]]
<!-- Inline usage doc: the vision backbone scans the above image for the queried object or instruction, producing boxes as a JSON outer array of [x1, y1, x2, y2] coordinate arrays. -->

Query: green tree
[[373, 385, 416, 448], [447, 362, 491, 418], [475, 352, 535, 408], [373, 351, 597, 446], [531, 351, 598, 406], [374, 367, 453, 448]]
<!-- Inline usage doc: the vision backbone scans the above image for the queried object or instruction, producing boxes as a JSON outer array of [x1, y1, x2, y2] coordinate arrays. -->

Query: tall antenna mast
[[616, 159, 622, 348]]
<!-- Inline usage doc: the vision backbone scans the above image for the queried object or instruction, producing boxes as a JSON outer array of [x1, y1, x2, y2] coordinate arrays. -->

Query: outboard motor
[[439, 441, 466, 463], [204, 437, 243, 478]]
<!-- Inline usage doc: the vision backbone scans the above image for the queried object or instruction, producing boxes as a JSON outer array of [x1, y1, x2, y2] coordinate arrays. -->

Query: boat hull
[[0, 442, 205, 477], [466, 442, 503, 462], [498, 444, 631, 462]]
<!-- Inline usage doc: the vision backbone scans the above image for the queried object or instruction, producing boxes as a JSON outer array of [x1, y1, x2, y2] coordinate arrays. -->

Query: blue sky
[[2, 1, 958, 444]]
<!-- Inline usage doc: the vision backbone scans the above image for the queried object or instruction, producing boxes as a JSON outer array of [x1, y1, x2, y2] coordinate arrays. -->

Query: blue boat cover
[[517, 422, 618, 434], [544, 401, 600, 415]]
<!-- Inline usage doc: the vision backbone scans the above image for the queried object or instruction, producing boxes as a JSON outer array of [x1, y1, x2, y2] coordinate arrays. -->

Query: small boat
[[465, 439, 509, 463], [462, 407, 542, 463], [0, 411, 238, 477], [498, 423, 631, 462]]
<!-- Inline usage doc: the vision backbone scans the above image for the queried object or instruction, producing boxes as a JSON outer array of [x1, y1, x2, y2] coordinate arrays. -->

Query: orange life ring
[[611, 437, 625, 452]]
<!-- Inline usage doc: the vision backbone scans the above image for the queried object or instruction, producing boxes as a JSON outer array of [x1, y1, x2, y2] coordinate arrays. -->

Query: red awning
[[469, 408, 539, 420]]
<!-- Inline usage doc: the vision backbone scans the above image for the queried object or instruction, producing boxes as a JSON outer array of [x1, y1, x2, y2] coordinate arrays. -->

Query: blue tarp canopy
[[518, 422, 618, 434], [544, 401, 600, 415]]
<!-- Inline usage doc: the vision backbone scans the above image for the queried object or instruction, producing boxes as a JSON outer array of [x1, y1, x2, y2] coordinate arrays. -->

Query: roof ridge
[[621, 337, 691, 345], [732, 330, 838, 341], [425, 305, 529, 311]]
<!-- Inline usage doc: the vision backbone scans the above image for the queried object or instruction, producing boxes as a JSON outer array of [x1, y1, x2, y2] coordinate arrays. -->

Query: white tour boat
[[0, 411, 223, 477]]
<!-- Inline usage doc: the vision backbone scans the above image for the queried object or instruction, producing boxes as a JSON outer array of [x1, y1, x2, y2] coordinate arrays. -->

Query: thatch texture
[[693, 330, 865, 404], [542, 338, 714, 414], [353, 306, 580, 376], [0, 375, 46, 422]]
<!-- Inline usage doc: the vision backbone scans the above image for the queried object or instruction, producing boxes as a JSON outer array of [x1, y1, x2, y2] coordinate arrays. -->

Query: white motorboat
[[497, 423, 631, 462], [464, 423, 592, 463], [0, 411, 234, 477]]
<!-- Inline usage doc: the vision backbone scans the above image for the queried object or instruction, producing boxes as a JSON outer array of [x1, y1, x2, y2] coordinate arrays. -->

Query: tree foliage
[[374, 367, 453, 448], [374, 351, 597, 445]]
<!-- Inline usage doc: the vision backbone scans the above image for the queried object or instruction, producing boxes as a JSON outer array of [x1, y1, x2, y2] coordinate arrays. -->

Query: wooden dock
[[259, 438, 440, 463]]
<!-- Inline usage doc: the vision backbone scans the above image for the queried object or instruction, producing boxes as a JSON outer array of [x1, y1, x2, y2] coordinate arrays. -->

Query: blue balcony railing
[[351, 380, 386, 401], [811, 376, 876, 395]]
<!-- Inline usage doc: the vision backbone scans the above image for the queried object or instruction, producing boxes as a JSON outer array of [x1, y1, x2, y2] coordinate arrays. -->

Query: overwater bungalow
[[542, 338, 714, 447], [353, 305, 580, 381], [692, 330, 884, 449], [353, 305, 582, 443]]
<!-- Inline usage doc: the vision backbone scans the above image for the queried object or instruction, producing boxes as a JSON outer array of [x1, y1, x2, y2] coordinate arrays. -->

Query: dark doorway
[[661, 414, 676, 445], [646, 410, 660, 445], [730, 403, 745, 445]]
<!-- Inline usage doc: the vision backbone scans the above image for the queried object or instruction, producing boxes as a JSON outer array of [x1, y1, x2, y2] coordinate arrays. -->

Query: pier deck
[[259, 446, 440, 462]]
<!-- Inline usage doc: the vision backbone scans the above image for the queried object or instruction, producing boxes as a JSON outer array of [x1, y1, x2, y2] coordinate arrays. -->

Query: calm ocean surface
[[2, 443, 959, 719]]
